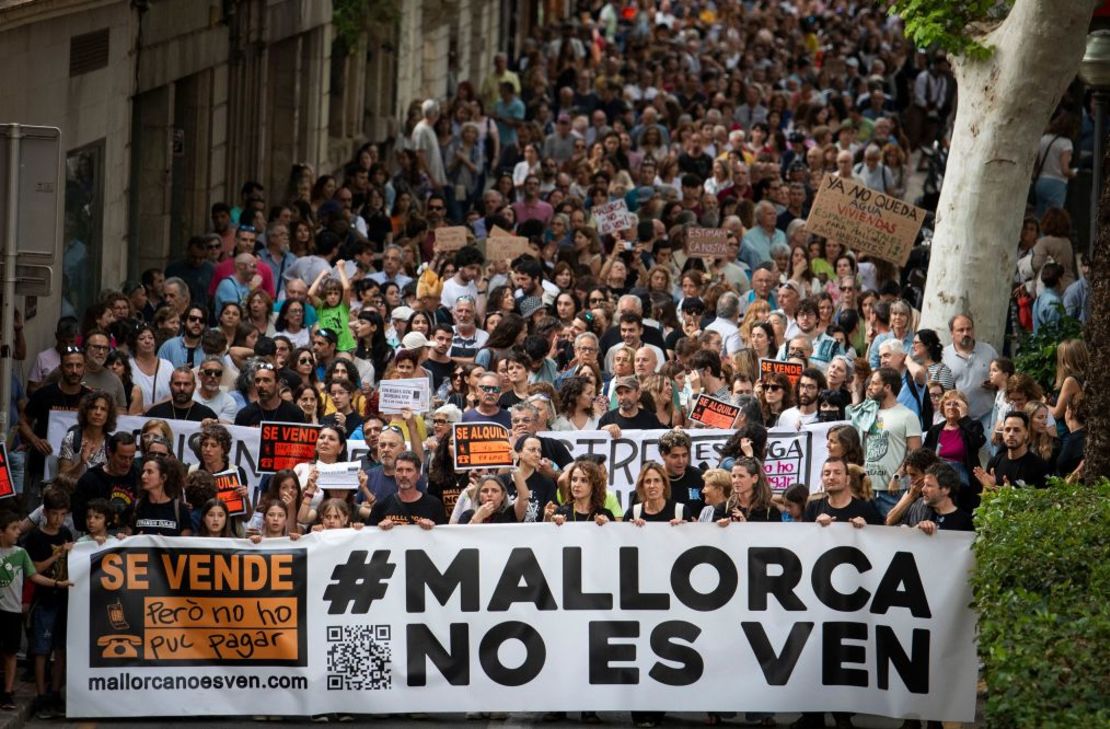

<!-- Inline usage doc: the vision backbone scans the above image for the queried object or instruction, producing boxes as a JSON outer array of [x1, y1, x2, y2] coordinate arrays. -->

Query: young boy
[[77, 499, 112, 545], [0, 510, 71, 711], [23, 487, 75, 719]]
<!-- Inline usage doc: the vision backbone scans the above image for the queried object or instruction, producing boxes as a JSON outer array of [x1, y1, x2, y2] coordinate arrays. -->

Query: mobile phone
[[623, 241, 633, 251]]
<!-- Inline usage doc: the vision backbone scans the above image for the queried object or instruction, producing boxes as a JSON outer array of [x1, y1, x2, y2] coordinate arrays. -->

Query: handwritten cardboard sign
[[805, 175, 925, 265], [434, 226, 469, 253], [257, 422, 321, 473], [687, 227, 731, 257], [593, 199, 632, 236], [760, 358, 804, 387], [378, 378, 431, 414], [213, 469, 247, 517], [489, 235, 534, 259], [452, 422, 513, 470], [689, 395, 741, 429]]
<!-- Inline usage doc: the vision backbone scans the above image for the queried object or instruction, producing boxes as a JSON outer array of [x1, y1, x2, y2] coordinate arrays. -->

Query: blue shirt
[[1063, 277, 1089, 323], [461, 407, 512, 429], [868, 329, 915, 370], [493, 96, 526, 147], [214, 276, 250, 314], [897, 370, 926, 425], [1032, 289, 1063, 333], [157, 336, 203, 369], [740, 227, 785, 270]]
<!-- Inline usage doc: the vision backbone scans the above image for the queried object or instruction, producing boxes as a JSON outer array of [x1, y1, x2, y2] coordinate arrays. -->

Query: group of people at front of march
[[4, 1, 1097, 725]]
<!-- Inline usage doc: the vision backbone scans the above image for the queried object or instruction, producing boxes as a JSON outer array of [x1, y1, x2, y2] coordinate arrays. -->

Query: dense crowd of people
[[0, 1, 1092, 726]]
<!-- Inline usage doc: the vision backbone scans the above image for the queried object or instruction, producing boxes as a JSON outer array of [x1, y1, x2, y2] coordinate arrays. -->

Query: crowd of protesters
[[0, 1, 1092, 726]]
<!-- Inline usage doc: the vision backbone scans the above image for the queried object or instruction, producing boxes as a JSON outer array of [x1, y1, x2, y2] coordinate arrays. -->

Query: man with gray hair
[[705, 292, 743, 354], [854, 143, 895, 194], [555, 332, 602, 387], [162, 277, 192, 318], [879, 338, 931, 429], [260, 221, 296, 284], [369, 244, 413, 288], [473, 189, 505, 238], [411, 99, 446, 191]]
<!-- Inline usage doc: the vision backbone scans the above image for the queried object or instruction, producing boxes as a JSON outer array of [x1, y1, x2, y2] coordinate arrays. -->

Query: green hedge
[[972, 479, 1110, 728]]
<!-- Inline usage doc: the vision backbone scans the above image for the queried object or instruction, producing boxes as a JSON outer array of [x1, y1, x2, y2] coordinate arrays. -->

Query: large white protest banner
[[48, 414, 841, 505], [67, 527, 976, 720]]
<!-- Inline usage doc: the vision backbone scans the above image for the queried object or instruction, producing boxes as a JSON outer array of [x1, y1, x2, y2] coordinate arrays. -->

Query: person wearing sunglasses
[[233, 360, 305, 427], [192, 356, 237, 422], [757, 372, 796, 428], [158, 304, 208, 369], [460, 372, 512, 429]]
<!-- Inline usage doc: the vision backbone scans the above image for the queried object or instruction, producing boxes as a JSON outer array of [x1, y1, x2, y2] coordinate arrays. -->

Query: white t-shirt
[[130, 357, 174, 410], [440, 276, 478, 313], [411, 120, 445, 186], [863, 403, 922, 491], [1037, 134, 1073, 181], [776, 407, 818, 431]]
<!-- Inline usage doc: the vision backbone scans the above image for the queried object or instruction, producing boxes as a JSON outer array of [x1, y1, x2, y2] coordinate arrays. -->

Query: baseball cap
[[614, 375, 640, 392], [390, 305, 415, 321], [401, 331, 430, 350]]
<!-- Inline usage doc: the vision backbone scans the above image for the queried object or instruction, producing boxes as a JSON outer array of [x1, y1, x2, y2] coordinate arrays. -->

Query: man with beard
[[449, 296, 488, 362], [975, 411, 1050, 490], [19, 347, 90, 486], [259, 221, 297, 284], [145, 367, 218, 422], [71, 432, 140, 533], [915, 462, 974, 534], [365, 428, 427, 503], [852, 367, 922, 518], [206, 224, 276, 300], [44, 330, 126, 412], [942, 314, 998, 433], [777, 368, 826, 430], [370, 451, 446, 527], [192, 356, 238, 423], [233, 362, 304, 427], [599, 376, 663, 437], [440, 247, 485, 312], [158, 304, 207, 369]]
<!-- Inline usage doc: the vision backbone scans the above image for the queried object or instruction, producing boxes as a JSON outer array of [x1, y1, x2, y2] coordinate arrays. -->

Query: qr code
[[326, 625, 392, 691]]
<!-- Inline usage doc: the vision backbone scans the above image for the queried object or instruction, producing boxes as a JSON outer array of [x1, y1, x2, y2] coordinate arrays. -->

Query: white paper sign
[[592, 199, 632, 235], [378, 378, 431, 414], [315, 461, 361, 489]]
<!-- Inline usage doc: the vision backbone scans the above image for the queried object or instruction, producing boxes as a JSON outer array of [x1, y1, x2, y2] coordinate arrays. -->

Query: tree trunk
[[1084, 145, 1110, 481], [918, 0, 1097, 348]]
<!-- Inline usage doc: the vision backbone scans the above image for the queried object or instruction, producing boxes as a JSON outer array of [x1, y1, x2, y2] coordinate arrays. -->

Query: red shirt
[[207, 256, 276, 298]]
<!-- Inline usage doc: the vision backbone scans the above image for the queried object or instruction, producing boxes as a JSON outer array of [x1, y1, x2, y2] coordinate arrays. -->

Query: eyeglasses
[[427, 205, 445, 211], [86, 343, 109, 352], [839, 286, 855, 292], [479, 385, 500, 394], [63, 346, 84, 355], [201, 369, 223, 377], [206, 242, 222, 249]]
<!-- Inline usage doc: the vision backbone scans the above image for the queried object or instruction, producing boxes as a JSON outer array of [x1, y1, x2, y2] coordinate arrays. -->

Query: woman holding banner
[[133, 456, 192, 536], [717, 458, 781, 523], [546, 459, 614, 525], [56, 390, 115, 480], [501, 436, 556, 523], [295, 426, 374, 527], [190, 424, 251, 522], [624, 462, 687, 524]]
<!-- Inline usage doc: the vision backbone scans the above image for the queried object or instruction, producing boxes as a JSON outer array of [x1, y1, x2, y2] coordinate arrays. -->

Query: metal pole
[[0, 124, 19, 437]]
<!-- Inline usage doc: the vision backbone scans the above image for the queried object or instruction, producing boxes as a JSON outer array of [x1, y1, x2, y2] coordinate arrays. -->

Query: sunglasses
[[479, 385, 500, 394], [256, 362, 276, 371], [764, 384, 783, 392], [299, 357, 314, 364], [839, 286, 855, 292], [63, 346, 84, 355], [433, 419, 449, 425], [206, 242, 221, 249], [383, 425, 404, 433], [187, 315, 205, 323], [201, 369, 223, 377], [427, 205, 445, 211]]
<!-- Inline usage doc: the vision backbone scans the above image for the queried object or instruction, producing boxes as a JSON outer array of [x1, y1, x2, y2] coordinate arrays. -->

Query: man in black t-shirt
[[370, 452, 446, 527], [916, 463, 974, 534], [422, 325, 455, 392], [804, 457, 883, 526], [19, 348, 90, 486], [657, 430, 703, 517], [145, 367, 218, 422], [72, 433, 140, 532], [975, 411, 1050, 489], [599, 376, 663, 435], [233, 362, 305, 427]]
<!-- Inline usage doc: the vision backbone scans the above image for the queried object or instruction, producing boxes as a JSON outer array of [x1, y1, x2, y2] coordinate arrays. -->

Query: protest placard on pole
[[452, 422, 513, 470], [689, 395, 741, 429], [212, 469, 247, 517], [378, 378, 431, 414], [257, 422, 321, 473], [433, 226, 469, 253], [0, 444, 14, 500], [805, 174, 925, 266], [760, 358, 804, 387], [593, 199, 632, 236], [686, 227, 731, 257]]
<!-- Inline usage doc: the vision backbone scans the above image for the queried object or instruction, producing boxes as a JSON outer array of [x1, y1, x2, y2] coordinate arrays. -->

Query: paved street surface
[[27, 714, 931, 728]]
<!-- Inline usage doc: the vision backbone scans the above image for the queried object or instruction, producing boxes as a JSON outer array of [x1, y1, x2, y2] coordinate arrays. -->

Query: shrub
[[1012, 315, 1082, 393], [972, 479, 1110, 728]]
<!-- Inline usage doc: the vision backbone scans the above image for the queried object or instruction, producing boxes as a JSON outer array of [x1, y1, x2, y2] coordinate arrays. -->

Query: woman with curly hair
[[57, 390, 116, 479], [244, 289, 274, 338], [758, 371, 795, 427], [552, 376, 603, 431], [547, 459, 615, 525], [133, 456, 192, 536]]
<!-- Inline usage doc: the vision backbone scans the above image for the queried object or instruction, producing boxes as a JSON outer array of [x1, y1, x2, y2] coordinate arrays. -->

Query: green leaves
[[891, 0, 1010, 59], [972, 479, 1110, 727], [1012, 315, 1083, 393]]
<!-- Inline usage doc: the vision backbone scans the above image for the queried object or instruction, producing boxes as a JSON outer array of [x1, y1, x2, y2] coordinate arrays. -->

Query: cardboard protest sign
[[489, 235, 533, 259], [378, 378, 432, 414], [257, 422, 321, 473], [212, 469, 247, 517], [760, 358, 804, 387], [489, 225, 513, 238], [452, 422, 513, 470], [434, 226, 469, 253], [0, 444, 15, 499], [689, 395, 741, 429], [593, 199, 632, 236], [687, 227, 731, 258], [805, 175, 925, 266]]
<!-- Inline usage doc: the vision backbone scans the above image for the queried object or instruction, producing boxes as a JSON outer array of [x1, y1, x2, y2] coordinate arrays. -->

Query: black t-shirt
[[423, 358, 454, 392], [553, 503, 617, 522], [498, 391, 525, 410], [133, 498, 190, 536], [931, 508, 974, 532], [459, 507, 521, 524], [73, 465, 140, 532], [427, 472, 468, 518], [668, 466, 706, 517], [145, 401, 218, 421], [803, 496, 884, 525], [598, 407, 664, 430], [369, 493, 447, 526], [986, 450, 1051, 489], [623, 499, 686, 522], [24, 526, 74, 608], [711, 503, 783, 523], [598, 324, 667, 363], [24, 384, 90, 473], [500, 471, 558, 523], [233, 400, 306, 427]]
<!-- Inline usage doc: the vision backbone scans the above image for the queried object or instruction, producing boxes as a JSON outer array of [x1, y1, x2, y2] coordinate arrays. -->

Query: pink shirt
[[511, 199, 554, 226]]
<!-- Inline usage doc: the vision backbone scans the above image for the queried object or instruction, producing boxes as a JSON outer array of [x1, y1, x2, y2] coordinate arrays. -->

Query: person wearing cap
[[518, 296, 545, 325], [598, 376, 663, 438], [386, 305, 414, 350], [164, 235, 215, 311]]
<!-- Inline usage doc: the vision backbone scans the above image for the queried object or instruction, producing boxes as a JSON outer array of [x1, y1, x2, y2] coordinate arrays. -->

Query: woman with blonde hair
[[698, 469, 732, 522], [623, 461, 687, 524], [1050, 338, 1087, 425], [924, 389, 986, 499], [645, 265, 673, 298], [643, 374, 684, 428], [739, 300, 771, 345], [1024, 400, 1059, 467]]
